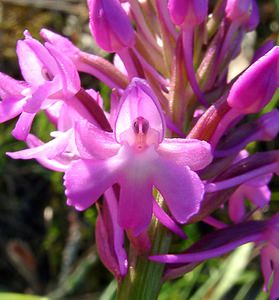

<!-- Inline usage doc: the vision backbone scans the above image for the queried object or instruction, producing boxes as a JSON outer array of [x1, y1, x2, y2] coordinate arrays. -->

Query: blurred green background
[[0, 1, 278, 299]]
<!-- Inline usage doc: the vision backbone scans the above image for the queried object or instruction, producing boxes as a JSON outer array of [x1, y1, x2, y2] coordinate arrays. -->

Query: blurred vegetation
[[0, 1, 278, 300]]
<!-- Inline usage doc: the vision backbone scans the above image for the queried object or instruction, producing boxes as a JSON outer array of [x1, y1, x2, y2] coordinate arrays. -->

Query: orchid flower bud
[[168, 0, 208, 27], [87, 0, 135, 53], [96, 189, 128, 280], [225, 0, 252, 25], [243, 0, 259, 31], [227, 46, 279, 114]]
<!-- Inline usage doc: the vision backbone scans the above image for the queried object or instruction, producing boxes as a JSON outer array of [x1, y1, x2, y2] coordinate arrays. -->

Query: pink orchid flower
[[64, 78, 213, 235], [5, 31, 81, 141]]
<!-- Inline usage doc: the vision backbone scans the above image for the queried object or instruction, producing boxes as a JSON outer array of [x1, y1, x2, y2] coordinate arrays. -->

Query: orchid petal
[[158, 138, 212, 171], [46, 42, 80, 94], [40, 28, 80, 57], [45, 100, 64, 125], [16, 37, 59, 85], [150, 234, 259, 263], [0, 97, 26, 123], [245, 185, 271, 208], [118, 177, 153, 236], [246, 173, 272, 187], [115, 78, 166, 144], [23, 78, 60, 113], [228, 188, 246, 223], [64, 157, 119, 211], [26, 134, 72, 172], [0, 72, 27, 99], [153, 200, 187, 239], [75, 120, 120, 159], [12, 111, 36, 141], [154, 157, 204, 223], [7, 130, 72, 161]]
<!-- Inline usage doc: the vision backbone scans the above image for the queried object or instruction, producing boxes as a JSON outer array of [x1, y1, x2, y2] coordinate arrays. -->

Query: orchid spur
[[64, 78, 213, 235]]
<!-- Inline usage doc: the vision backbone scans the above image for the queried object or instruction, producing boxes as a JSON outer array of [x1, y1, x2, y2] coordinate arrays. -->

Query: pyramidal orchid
[[64, 78, 213, 235], [1, 1, 279, 299]]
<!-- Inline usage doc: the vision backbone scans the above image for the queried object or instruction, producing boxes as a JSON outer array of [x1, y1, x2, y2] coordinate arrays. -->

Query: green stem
[[117, 200, 172, 300]]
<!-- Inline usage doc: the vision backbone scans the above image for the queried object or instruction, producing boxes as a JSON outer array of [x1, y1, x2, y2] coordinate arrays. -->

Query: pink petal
[[118, 178, 153, 236], [246, 173, 272, 187], [245, 185, 271, 208], [12, 112, 36, 141], [150, 233, 260, 263], [27, 134, 72, 172], [23, 78, 60, 113], [153, 157, 205, 223], [228, 188, 246, 223], [7, 130, 72, 160], [16, 37, 59, 85], [46, 42, 80, 94], [114, 78, 166, 144], [64, 158, 119, 211], [158, 138, 212, 171], [0, 97, 26, 123], [45, 100, 64, 125], [0, 72, 27, 100], [75, 120, 120, 159], [153, 200, 187, 239], [40, 28, 80, 58]]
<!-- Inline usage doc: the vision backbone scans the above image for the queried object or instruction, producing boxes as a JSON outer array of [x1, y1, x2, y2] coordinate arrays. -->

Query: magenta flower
[[0, 31, 81, 141], [64, 78, 212, 235]]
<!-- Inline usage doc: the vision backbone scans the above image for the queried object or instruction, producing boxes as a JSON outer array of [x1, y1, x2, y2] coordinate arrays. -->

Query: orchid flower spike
[[64, 78, 213, 235]]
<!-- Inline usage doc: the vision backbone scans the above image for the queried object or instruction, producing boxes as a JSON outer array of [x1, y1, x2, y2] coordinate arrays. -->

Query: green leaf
[[0, 293, 48, 300]]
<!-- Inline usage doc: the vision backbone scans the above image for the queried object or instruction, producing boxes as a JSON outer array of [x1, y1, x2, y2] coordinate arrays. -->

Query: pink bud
[[168, 0, 208, 27], [87, 0, 135, 53], [227, 46, 279, 114], [243, 0, 259, 31], [225, 0, 251, 24]]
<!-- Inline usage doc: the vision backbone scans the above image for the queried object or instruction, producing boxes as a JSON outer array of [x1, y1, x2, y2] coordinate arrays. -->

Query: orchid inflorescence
[[1, 0, 279, 299]]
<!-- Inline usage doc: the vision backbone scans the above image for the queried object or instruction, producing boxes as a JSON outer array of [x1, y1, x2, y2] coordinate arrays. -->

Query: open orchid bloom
[[64, 78, 213, 235], [2, 31, 81, 141]]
